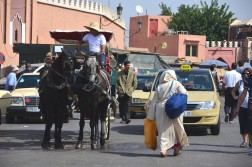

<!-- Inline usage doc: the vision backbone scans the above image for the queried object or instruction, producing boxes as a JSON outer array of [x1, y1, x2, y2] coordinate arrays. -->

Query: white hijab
[[159, 70, 177, 84]]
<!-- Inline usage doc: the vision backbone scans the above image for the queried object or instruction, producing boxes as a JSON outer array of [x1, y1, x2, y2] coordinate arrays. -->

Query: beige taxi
[[145, 65, 221, 135], [130, 74, 156, 118], [5, 73, 40, 123]]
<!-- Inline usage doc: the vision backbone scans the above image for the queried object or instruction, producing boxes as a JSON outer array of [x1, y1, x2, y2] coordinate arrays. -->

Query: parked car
[[0, 63, 44, 90], [5, 73, 41, 123], [130, 74, 156, 118], [145, 65, 221, 135]]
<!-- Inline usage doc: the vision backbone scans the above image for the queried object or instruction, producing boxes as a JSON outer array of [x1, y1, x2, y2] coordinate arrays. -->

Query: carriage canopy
[[50, 30, 113, 44]]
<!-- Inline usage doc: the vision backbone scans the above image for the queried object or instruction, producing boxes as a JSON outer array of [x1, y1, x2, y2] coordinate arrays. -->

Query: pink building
[[0, 0, 125, 75], [129, 15, 206, 63], [129, 15, 243, 68]]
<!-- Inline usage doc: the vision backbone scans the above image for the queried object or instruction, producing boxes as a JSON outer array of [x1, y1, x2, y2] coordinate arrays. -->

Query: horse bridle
[[47, 67, 68, 90], [75, 54, 101, 92], [47, 54, 74, 90]]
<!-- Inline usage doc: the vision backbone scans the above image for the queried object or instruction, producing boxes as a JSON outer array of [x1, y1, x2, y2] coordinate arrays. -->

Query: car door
[[0, 90, 11, 122]]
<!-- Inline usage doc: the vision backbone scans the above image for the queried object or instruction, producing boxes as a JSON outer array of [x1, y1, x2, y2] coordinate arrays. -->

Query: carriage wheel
[[104, 103, 111, 140]]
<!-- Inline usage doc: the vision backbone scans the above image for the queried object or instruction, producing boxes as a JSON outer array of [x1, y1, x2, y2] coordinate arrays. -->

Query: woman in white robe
[[147, 70, 189, 157]]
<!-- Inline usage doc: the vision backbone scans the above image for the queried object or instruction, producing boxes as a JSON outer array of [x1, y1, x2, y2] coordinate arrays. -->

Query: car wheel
[[210, 116, 220, 135], [6, 114, 15, 123]]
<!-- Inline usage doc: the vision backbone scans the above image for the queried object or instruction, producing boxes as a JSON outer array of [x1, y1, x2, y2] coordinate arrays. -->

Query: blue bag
[[165, 81, 188, 119]]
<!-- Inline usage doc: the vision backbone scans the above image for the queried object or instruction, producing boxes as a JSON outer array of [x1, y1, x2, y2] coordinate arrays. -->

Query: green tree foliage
[[159, 2, 172, 16], [160, 0, 235, 41]]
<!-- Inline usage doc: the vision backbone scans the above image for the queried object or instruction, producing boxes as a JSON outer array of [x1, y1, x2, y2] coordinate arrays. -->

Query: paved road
[[0, 97, 251, 167]]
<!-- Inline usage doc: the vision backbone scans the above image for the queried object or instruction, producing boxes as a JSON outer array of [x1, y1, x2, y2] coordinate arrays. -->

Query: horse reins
[[47, 67, 69, 90]]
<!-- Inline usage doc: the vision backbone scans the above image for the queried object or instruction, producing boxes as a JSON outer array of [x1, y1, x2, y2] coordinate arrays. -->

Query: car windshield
[[15, 75, 40, 89], [136, 75, 155, 90], [153, 69, 214, 91]]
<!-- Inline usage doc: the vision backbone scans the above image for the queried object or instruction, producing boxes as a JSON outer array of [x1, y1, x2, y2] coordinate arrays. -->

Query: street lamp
[[117, 3, 123, 17], [100, 3, 123, 27], [125, 18, 143, 38], [137, 19, 142, 31]]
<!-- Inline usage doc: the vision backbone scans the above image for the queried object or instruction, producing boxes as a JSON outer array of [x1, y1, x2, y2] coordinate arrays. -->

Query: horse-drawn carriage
[[39, 29, 117, 150]]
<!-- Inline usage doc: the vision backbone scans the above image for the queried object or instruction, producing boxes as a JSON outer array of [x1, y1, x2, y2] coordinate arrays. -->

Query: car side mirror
[[143, 86, 151, 92]]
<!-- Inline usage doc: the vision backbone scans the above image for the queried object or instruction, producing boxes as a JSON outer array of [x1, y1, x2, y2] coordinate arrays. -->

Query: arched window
[[15, 29, 18, 42]]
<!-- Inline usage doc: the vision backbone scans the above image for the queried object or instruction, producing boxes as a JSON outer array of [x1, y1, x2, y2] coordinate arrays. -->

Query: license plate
[[132, 98, 140, 103], [183, 111, 191, 116], [26, 107, 40, 112]]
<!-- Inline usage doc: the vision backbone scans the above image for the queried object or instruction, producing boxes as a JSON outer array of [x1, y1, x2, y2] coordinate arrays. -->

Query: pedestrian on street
[[236, 60, 245, 74], [5, 65, 19, 91], [235, 68, 252, 155], [39, 52, 53, 120], [221, 62, 242, 123], [210, 64, 221, 92], [116, 60, 137, 124], [147, 70, 189, 157], [78, 21, 107, 69], [232, 68, 252, 147], [39, 52, 53, 78], [17, 62, 33, 79]]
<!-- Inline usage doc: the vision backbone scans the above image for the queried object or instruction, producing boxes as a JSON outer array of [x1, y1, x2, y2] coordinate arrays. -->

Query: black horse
[[74, 52, 112, 149], [40, 50, 74, 149]]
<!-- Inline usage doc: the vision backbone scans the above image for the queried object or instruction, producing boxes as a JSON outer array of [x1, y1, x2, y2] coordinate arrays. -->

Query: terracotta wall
[[0, 0, 19, 70], [35, 3, 125, 48], [205, 47, 237, 67], [0, 0, 125, 72], [129, 15, 206, 63], [128, 15, 242, 66]]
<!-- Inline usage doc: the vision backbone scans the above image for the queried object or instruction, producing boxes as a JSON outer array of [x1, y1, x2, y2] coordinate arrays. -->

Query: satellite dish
[[136, 5, 143, 14], [161, 42, 168, 49]]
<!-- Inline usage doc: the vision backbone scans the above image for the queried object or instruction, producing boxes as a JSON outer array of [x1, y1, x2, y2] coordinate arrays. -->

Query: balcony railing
[[205, 41, 242, 48]]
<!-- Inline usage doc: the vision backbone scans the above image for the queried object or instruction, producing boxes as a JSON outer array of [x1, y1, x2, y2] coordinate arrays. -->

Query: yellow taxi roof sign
[[180, 64, 191, 71]]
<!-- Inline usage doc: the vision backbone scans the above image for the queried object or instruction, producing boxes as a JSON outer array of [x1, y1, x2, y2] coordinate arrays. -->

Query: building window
[[15, 29, 18, 42], [186, 45, 198, 57]]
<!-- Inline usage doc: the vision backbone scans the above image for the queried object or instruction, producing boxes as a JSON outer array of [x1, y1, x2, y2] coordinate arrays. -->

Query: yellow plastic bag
[[144, 118, 157, 150]]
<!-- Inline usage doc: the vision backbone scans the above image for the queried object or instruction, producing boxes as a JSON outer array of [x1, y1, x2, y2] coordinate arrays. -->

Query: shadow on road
[[185, 126, 209, 136], [111, 125, 144, 135], [0, 129, 80, 150], [101, 150, 159, 157]]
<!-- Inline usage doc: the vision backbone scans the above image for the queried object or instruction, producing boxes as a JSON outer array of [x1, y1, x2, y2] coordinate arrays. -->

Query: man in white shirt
[[221, 62, 242, 123], [79, 21, 107, 69]]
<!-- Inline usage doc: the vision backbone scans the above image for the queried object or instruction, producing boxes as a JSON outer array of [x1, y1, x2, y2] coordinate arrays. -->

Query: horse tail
[[110, 97, 119, 118]]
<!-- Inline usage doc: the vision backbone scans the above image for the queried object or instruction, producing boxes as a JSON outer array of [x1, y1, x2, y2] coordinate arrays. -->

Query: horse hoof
[[75, 143, 82, 149], [54, 143, 64, 149], [100, 139, 105, 146], [41, 142, 51, 150], [100, 145, 105, 149], [91, 143, 97, 150]]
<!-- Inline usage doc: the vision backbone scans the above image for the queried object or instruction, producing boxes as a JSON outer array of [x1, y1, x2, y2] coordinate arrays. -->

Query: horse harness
[[43, 67, 69, 90], [75, 55, 111, 98]]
